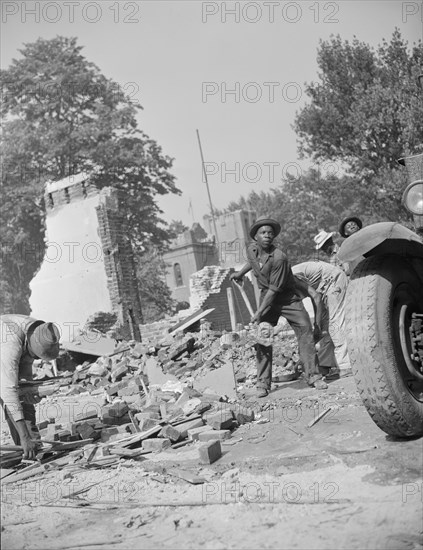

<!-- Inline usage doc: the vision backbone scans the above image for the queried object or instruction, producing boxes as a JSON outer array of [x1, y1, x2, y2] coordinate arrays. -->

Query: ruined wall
[[96, 188, 143, 339], [30, 174, 142, 340], [190, 266, 257, 331]]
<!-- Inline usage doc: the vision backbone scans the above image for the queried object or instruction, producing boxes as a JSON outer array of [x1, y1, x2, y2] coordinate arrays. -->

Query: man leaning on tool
[[0, 314, 60, 458], [230, 217, 327, 397]]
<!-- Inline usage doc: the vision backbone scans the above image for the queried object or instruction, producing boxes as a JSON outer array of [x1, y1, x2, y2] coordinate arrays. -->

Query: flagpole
[[196, 129, 219, 246]]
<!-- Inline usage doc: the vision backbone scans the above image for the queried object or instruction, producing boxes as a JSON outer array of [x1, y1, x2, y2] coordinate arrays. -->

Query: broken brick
[[174, 418, 204, 439], [187, 425, 210, 441], [101, 402, 128, 420], [159, 424, 181, 443], [135, 411, 160, 422], [231, 406, 255, 425], [142, 438, 171, 452], [138, 418, 159, 432], [203, 410, 234, 431], [111, 363, 129, 382], [198, 440, 222, 464]]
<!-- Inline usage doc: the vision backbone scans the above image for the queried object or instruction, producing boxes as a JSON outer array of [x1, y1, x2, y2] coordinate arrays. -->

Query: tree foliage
[[135, 247, 175, 323], [1, 36, 178, 313], [226, 166, 411, 265], [294, 30, 423, 174], [167, 220, 189, 239], [224, 30, 420, 266]]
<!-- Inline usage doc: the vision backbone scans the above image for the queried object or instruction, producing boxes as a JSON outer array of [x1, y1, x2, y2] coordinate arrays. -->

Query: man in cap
[[0, 314, 60, 458], [230, 217, 327, 396]]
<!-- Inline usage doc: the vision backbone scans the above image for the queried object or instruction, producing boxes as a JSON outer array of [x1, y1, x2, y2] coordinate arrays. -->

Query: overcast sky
[[2, 1, 422, 227]]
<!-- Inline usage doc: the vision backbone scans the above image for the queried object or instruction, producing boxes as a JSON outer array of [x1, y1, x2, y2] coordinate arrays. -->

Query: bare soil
[[2, 375, 422, 550]]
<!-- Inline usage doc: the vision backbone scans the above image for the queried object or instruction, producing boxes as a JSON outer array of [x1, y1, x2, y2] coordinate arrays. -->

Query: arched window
[[174, 263, 183, 287]]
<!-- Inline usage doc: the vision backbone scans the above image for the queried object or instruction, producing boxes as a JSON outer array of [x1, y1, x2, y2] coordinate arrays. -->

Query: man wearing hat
[[230, 217, 327, 396], [339, 216, 363, 239], [313, 230, 341, 266], [0, 314, 60, 459], [313, 229, 351, 275]]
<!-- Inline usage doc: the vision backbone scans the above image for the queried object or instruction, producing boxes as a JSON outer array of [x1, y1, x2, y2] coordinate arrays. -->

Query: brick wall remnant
[[190, 266, 257, 331], [30, 173, 143, 341], [96, 188, 143, 340]]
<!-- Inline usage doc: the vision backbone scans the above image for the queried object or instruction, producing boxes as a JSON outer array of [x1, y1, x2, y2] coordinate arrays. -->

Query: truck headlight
[[402, 181, 423, 215]]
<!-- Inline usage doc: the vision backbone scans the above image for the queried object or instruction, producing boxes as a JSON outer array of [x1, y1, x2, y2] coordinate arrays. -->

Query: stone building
[[29, 173, 143, 340], [162, 223, 218, 304]]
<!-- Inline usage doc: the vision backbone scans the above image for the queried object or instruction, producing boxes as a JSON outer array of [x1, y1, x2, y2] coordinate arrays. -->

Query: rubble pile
[[1, 324, 300, 482]]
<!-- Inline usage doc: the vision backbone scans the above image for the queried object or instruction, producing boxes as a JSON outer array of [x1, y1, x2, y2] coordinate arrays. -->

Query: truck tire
[[346, 255, 423, 437]]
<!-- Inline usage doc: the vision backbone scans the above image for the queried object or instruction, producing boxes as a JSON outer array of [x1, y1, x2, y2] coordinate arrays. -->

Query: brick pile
[[1, 325, 300, 479], [189, 266, 257, 332]]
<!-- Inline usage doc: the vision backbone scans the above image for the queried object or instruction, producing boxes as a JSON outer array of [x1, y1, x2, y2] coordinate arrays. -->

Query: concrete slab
[[193, 361, 237, 399]]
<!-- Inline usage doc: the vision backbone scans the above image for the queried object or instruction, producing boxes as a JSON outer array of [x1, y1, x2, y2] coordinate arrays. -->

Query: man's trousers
[[256, 298, 321, 391]]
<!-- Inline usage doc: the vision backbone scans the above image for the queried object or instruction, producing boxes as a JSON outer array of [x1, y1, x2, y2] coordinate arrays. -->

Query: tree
[[224, 166, 412, 265], [295, 30, 423, 174], [1, 36, 179, 313], [136, 247, 174, 323], [168, 220, 189, 239]]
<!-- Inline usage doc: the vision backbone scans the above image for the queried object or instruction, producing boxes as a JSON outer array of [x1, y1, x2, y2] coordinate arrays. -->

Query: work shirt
[[0, 314, 39, 421], [246, 243, 297, 300], [292, 261, 346, 298]]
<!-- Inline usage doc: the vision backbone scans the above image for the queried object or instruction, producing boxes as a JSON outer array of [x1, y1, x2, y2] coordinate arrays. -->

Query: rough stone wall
[[190, 266, 257, 331]]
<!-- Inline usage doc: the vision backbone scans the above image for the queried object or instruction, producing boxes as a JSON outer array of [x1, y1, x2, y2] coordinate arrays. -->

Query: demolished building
[[29, 173, 143, 340]]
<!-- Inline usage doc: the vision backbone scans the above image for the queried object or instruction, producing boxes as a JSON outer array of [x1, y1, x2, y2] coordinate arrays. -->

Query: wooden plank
[[0, 445, 23, 453], [39, 439, 94, 451], [119, 424, 163, 448], [2, 455, 71, 484], [109, 448, 150, 458], [168, 308, 215, 334], [128, 411, 141, 433], [232, 281, 255, 317], [226, 288, 237, 331], [307, 406, 333, 428]]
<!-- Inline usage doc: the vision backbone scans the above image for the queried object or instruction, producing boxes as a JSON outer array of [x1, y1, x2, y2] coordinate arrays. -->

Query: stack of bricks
[[139, 318, 175, 343], [189, 266, 257, 331]]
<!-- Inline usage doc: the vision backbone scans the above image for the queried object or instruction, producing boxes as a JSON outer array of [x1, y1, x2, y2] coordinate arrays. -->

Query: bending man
[[292, 261, 351, 374], [0, 314, 60, 458]]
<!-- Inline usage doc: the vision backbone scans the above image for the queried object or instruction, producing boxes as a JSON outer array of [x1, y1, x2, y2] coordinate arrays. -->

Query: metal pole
[[196, 129, 219, 247]]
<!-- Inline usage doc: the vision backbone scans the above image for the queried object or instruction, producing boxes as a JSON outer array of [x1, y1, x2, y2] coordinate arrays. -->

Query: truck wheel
[[346, 255, 423, 437]]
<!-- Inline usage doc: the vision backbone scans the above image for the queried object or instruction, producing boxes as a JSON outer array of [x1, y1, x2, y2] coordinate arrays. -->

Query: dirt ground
[[1, 374, 422, 550]]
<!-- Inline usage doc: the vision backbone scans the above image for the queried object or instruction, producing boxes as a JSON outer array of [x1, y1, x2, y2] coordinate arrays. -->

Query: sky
[[2, 0, 422, 228]]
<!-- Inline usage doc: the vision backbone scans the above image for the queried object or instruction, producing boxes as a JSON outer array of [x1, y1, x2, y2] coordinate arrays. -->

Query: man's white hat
[[314, 230, 334, 250]]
